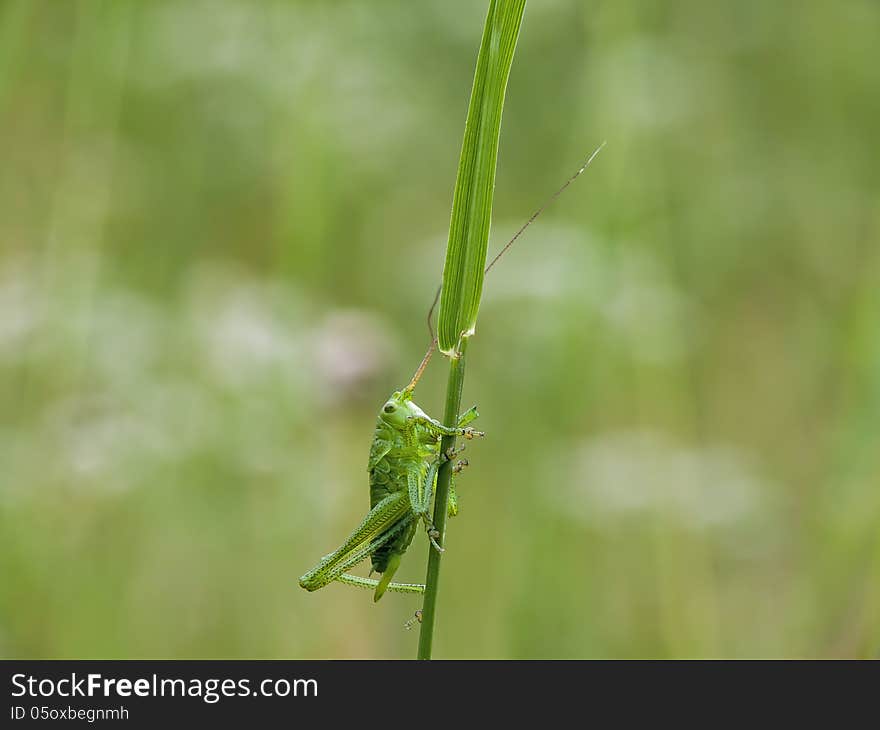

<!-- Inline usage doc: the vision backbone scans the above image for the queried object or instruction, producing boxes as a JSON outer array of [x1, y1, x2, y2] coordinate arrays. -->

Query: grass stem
[[417, 338, 469, 659]]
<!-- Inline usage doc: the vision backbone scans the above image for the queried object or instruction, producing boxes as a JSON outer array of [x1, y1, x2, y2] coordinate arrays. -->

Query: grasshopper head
[[379, 390, 423, 429]]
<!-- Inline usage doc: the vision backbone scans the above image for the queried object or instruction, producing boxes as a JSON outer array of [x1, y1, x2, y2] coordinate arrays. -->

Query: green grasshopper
[[298, 345, 482, 601], [299, 143, 605, 602]]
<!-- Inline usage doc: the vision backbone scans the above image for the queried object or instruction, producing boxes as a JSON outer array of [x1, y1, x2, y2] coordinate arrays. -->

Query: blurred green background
[[1, 0, 878, 659]]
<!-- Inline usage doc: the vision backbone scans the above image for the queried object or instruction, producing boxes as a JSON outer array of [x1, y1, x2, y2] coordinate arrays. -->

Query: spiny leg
[[404, 408, 484, 547], [305, 517, 412, 593], [404, 609, 424, 630], [371, 514, 419, 601], [421, 460, 446, 552], [410, 404, 478, 435], [299, 516, 409, 592], [449, 404, 482, 460], [447, 458, 469, 517], [409, 405, 482, 525], [407, 458, 444, 553], [335, 573, 425, 595], [440, 414, 480, 519], [299, 492, 411, 592], [444, 444, 466, 461], [407, 413, 484, 441], [426, 526, 443, 552]]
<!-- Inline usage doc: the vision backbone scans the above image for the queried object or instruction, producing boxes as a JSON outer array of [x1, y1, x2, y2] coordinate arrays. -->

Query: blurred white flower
[[484, 222, 693, 362], [135, 1, 418, 166], [86, 290, 164, 389], [592, 36, 707, 134], [597, 248, 690, 364], [560, 429, 767, 530], [185, 263, 307, 393], [0, 257, 42, 352]]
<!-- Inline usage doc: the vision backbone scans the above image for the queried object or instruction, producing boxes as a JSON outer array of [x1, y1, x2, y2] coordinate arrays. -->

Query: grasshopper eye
[[383, 403, 396, 413]]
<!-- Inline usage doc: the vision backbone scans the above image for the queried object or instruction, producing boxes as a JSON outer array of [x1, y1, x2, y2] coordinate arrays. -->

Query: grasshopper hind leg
[[370, 514, 418, 601], [336, 573, 425, 595], [298, 492, 411, 593]]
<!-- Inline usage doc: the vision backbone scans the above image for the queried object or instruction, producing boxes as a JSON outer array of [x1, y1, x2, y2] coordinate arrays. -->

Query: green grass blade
[[437, 0, 526, 355]]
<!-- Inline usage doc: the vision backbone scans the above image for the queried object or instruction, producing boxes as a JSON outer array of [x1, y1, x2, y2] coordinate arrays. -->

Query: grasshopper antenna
[[401, 287, 440, 397], [427, 285, 441, 342], [484, 140, 606, 275], [404, 337, 436, 395], [426, 141, 606, 339]]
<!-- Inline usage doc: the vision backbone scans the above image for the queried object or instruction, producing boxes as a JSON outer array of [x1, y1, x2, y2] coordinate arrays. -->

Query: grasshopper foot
[[452, 458, 469, 474], [427, 527, 445, 553], [444, 444, 466, 461], [461, 427, 484, 440], [404, 609, 423, 630]]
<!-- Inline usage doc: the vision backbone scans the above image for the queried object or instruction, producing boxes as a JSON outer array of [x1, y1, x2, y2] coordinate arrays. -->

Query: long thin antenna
[[484, 140, 606, 275], [427, 285, 441, 343], [426, 141, 606, 341], [404, 337, 436, 394]]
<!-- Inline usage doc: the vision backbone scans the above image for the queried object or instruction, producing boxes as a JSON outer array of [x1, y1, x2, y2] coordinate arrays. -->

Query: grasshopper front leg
[[447, 457, 469, 518], [410, 406, 482, 529], [443, 407, 479, 518], [407, 411, 484, 441]]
